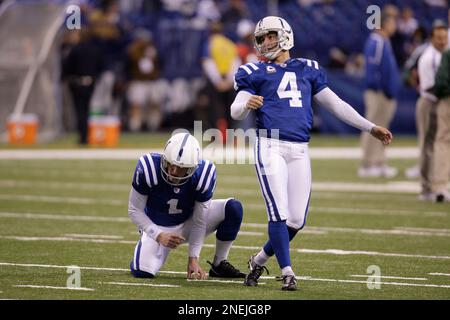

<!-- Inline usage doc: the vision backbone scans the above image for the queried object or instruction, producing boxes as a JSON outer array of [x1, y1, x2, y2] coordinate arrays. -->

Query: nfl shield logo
[[174, 187, 180, 194]]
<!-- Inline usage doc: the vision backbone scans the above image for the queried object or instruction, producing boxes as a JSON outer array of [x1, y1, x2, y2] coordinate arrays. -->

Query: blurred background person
[[62, 28, 105, 145], [235, 19, 258, 130], [88, 0, 126, 116], [395, 6, 419, 67], [431, 42, 450, 203], [236, 19, 258, 65], [199, 21, 241, 140], [125, 28, 164, 132], [359, 12, 400, 178], [415, 21, 448, 201]]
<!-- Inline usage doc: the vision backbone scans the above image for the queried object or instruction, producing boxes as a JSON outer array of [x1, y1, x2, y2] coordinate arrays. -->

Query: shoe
[[277, 274, 298, 291], [405, 165, 420, 179], [243, 255, 269, 287], [358, 166, 382, 178], [207, 260, 246, 278], [435, 191, 450, 203], [380, 166, 398, 178]]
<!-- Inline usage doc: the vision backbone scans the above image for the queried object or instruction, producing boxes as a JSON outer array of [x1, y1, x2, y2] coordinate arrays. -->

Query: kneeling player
[[128, 133, 245, 279]]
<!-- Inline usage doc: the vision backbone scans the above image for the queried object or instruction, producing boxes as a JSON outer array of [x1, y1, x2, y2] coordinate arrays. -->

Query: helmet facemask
[[160, 156, 197, 186], [254, 29, 288, 60]]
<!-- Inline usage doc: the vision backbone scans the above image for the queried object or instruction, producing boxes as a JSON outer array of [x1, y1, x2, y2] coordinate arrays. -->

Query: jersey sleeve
[[233, 65, 257, 94], [194, 160, 217, 203], [131, 154, 158, 195], [312, 65, 328, 95]]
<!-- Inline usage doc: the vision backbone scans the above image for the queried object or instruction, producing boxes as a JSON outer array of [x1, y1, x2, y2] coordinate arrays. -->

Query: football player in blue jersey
[[231, 16, 393, 290], [128, 133, 245, 280]]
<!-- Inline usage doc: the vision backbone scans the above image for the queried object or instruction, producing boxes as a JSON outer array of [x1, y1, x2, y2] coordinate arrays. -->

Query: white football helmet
[[161, 133, 201, 186], [254, 16, 294, 60]]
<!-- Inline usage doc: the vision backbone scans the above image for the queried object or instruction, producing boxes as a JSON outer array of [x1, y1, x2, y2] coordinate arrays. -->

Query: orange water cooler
[[88, 115, 120, 147], [7, 113, 39, 145]]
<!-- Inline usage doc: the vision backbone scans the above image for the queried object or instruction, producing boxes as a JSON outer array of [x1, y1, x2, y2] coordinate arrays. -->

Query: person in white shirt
[[416, 22, 448, 201]]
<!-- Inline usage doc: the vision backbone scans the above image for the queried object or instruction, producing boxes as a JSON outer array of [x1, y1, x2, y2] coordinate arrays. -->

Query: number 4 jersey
[[132, 153, 217, 227], [234, 58, 328, 143]]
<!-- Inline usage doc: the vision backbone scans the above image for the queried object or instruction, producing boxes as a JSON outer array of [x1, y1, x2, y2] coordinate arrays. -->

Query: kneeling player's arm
[[313, 87, 375, 132], [188, 200, 211, 258], [128, 187, 163, 241], [230, 91, 252, 120]]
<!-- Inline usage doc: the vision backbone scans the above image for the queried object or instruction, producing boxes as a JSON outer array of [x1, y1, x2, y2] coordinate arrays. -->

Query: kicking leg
[[254, 226, 300, 265], [246, 137, 293, 286]]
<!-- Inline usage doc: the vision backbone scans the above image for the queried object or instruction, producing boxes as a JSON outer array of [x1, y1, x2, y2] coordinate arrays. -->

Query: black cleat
[[207, 260, 246, 278], [277, 275, 298, 291], [243, 255, 269, 287]]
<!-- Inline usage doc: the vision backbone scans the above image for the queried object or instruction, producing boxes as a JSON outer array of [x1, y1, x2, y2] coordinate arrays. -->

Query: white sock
[[254, 250, 270, 266], [213, 239, 233, 266], [281, 266, 295, 277]]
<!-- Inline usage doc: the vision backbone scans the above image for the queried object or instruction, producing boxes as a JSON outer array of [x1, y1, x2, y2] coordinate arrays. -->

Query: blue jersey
[[131, 153, 217, 227], [234, 58, 328, 142]]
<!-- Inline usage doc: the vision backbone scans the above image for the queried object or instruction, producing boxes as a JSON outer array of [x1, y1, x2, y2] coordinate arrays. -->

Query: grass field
[[0, 134, 449, 300]]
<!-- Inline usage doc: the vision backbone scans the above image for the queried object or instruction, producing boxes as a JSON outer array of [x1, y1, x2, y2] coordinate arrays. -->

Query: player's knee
[[287, 226, 300, 240], [224, 199, 243, 226], [287, 215, 307, 231], [216, 199, 243, 241], [130, 261, 155, 278], [130, 269, 155, 278]]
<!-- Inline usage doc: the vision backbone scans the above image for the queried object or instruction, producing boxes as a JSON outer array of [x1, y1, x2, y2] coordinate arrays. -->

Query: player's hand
[[156, 232, 185, 249], [370, 126, 393, 145], [187, 257, 208, 280], [246, 95, 264, 110]]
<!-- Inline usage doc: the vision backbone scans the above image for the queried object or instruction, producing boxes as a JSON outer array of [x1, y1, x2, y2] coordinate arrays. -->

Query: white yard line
[[0, 194, 124, 206], [349, 275, 428, 281], [0, 147, 419, 160], [242, 223, 450, 237], [296, 277, 450, 289], [0, 212, 129, 222], [0, 211, 448, 238], [395, 227, 450, 233], [0, 212, 442, 236], [428, 273, 450, 277], [306, 226, 450, 237], [100, 281, 180, 288], [0, 180, 128, 192], [0, 262, 129, 272], [13, 285, 94, 291], [237, 231, 265, 236], [186, 279, 266, 285], [0, 235, 135, 245], [0, 190, 447, 218], [291, 247, 450, 260], [2, 261, 448, 290], [0, 169, 128, 180], [3, 232, 450, 259], [64, 234, 124, 239], [4, 178, 448, 196]]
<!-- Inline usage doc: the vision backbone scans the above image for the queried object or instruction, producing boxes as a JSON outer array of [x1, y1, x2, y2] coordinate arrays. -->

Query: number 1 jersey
[[132, 153, 217, 227], [234, 58, 328, 143]]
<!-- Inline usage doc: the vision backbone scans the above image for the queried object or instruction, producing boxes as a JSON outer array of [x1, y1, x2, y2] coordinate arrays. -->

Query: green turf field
[[0, 134, 449, 300]]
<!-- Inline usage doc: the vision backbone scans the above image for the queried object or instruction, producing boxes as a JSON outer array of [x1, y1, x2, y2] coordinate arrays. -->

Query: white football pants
[[132, 198, 232, 275], [254, 136, 311, 230]]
